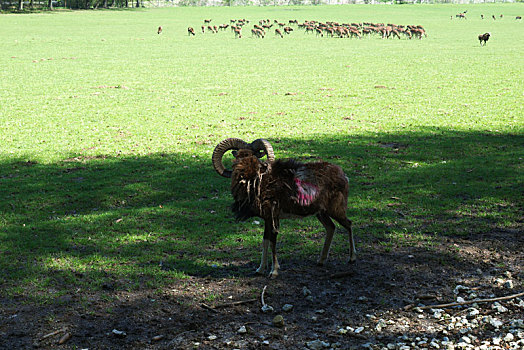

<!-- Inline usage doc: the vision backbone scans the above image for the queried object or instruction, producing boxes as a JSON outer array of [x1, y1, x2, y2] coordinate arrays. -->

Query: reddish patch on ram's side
[[294, 178, 318, 206]]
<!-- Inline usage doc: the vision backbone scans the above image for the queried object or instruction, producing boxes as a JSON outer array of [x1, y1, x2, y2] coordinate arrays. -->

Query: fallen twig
[[215, 298, 258, 308], [200, 303, 218, 313], [201, 299, 258, 312], [260, 285, 274, 312], [405, 291, 524, 310], [41, 328, 67, 341], [261, 285, 267, 307], [58, 333, 72, 345]]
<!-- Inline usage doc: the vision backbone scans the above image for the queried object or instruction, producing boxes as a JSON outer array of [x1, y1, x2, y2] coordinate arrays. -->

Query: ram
[[212, 138, 356, 278]]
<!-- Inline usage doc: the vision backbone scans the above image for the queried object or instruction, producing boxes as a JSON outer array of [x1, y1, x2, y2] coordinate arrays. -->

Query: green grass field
[[0, 4, 523, 299]]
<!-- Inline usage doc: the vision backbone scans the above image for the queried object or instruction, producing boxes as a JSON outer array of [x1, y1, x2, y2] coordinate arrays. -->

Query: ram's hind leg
[[317, 212, 336, 266], [333, 216, 356, 263]]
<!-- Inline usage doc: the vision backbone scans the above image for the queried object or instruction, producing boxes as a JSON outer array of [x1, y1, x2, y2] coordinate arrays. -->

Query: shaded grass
[[0, 4, 523, 300], [1, 130, 522, 300]]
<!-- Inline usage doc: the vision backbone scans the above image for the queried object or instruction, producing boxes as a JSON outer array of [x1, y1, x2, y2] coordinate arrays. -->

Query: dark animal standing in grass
[[481, 14, 484, 20], [204, 19, 212, 24], [188, 27, 195, 36], [517, 16, 522, 20], [212, 138, 356, 278], [492, 15, 496, 20], [478, 32, 491, 46], [201, 25, 205, 33], [157, 26, 162, 34], [275, 28, 283, 38]]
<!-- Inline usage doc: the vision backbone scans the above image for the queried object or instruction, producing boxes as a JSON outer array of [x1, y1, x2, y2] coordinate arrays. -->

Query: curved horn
[[249, 139, 275, 162], [212, 138, 249, 178]]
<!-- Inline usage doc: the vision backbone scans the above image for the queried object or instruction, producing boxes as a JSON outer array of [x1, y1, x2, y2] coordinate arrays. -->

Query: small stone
[[337, 328, 347, 335], [459, 327, 471, 335], [208, 335, 217, 340], [460, 336, 471, 344], [495, 278, 505, 285], [282, 304, 293, 312], [306, 339, 330, 350], [492, 302, 508, 313], [492, 337, 501, 345], [152, 335, 164, 342], [237, 326, 247, 334], [457, 296, 466, 303], [467, 308, 479, 318], [504, 333, 514, 342], [305, 295, 314, 302], [354, 326, 364, 333], [262, 340, 270, 345], [430, 341, 440, 348], [358, 296, 368, 302], [454, 285, 470, 294], [261, 304, 274, 313], [112, 329, 127, 338], [489, 317, 503, 328], [302, 287, 312, 296], [272, 315, 285, 328], [387, 344, 396, 350], [511, 319, 524, 329], [375, 319, 387, 332]]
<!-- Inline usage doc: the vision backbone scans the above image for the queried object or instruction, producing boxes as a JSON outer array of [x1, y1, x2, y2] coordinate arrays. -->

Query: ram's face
[[232, 149, 263, 180], [232, 149, 255, 161]]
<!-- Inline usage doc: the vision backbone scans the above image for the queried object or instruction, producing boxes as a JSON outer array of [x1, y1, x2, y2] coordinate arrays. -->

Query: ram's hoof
[[269, 271, 279, 279]]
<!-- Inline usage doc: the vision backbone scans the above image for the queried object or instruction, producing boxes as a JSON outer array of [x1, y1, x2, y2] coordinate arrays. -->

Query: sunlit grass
[[0, 4, 522, 299]]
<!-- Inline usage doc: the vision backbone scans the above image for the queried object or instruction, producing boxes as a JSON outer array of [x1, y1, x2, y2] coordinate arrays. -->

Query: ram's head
[[212, 138, 275, 178]]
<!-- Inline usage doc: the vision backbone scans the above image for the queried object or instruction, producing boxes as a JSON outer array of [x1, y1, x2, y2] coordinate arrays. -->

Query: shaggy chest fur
[[230, 157, 321, 221]]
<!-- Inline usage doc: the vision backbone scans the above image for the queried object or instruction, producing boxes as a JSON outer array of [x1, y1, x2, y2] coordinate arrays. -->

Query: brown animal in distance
[[212, 138, 356, 278]]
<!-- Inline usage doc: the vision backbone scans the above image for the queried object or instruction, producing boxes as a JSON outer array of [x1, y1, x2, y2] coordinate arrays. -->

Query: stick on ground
[[405, 291, 524, 310]]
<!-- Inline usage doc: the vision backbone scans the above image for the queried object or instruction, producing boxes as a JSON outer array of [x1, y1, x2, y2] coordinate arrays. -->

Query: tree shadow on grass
[[0, 127, 522, 298]]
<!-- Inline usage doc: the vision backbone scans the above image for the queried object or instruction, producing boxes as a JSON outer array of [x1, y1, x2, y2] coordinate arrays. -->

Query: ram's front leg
[[267, 218, 280, 279], [255, 236, 269, 275]]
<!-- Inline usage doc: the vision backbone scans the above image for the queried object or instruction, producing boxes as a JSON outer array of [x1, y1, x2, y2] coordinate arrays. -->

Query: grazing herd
[[453, 11, 521, 21], [157, 13, 522, 46], [186, 18, 427, 40]]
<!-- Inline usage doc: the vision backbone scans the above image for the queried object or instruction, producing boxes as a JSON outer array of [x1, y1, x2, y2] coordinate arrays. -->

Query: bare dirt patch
[[1, 231, 522, 350]]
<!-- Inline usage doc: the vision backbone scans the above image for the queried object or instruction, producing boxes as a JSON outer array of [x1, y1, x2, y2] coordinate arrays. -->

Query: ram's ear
[[232, 150, 238, 158]]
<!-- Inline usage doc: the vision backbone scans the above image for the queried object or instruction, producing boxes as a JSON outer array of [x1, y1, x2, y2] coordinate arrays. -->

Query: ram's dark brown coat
[[213, 139, 356, 278]]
